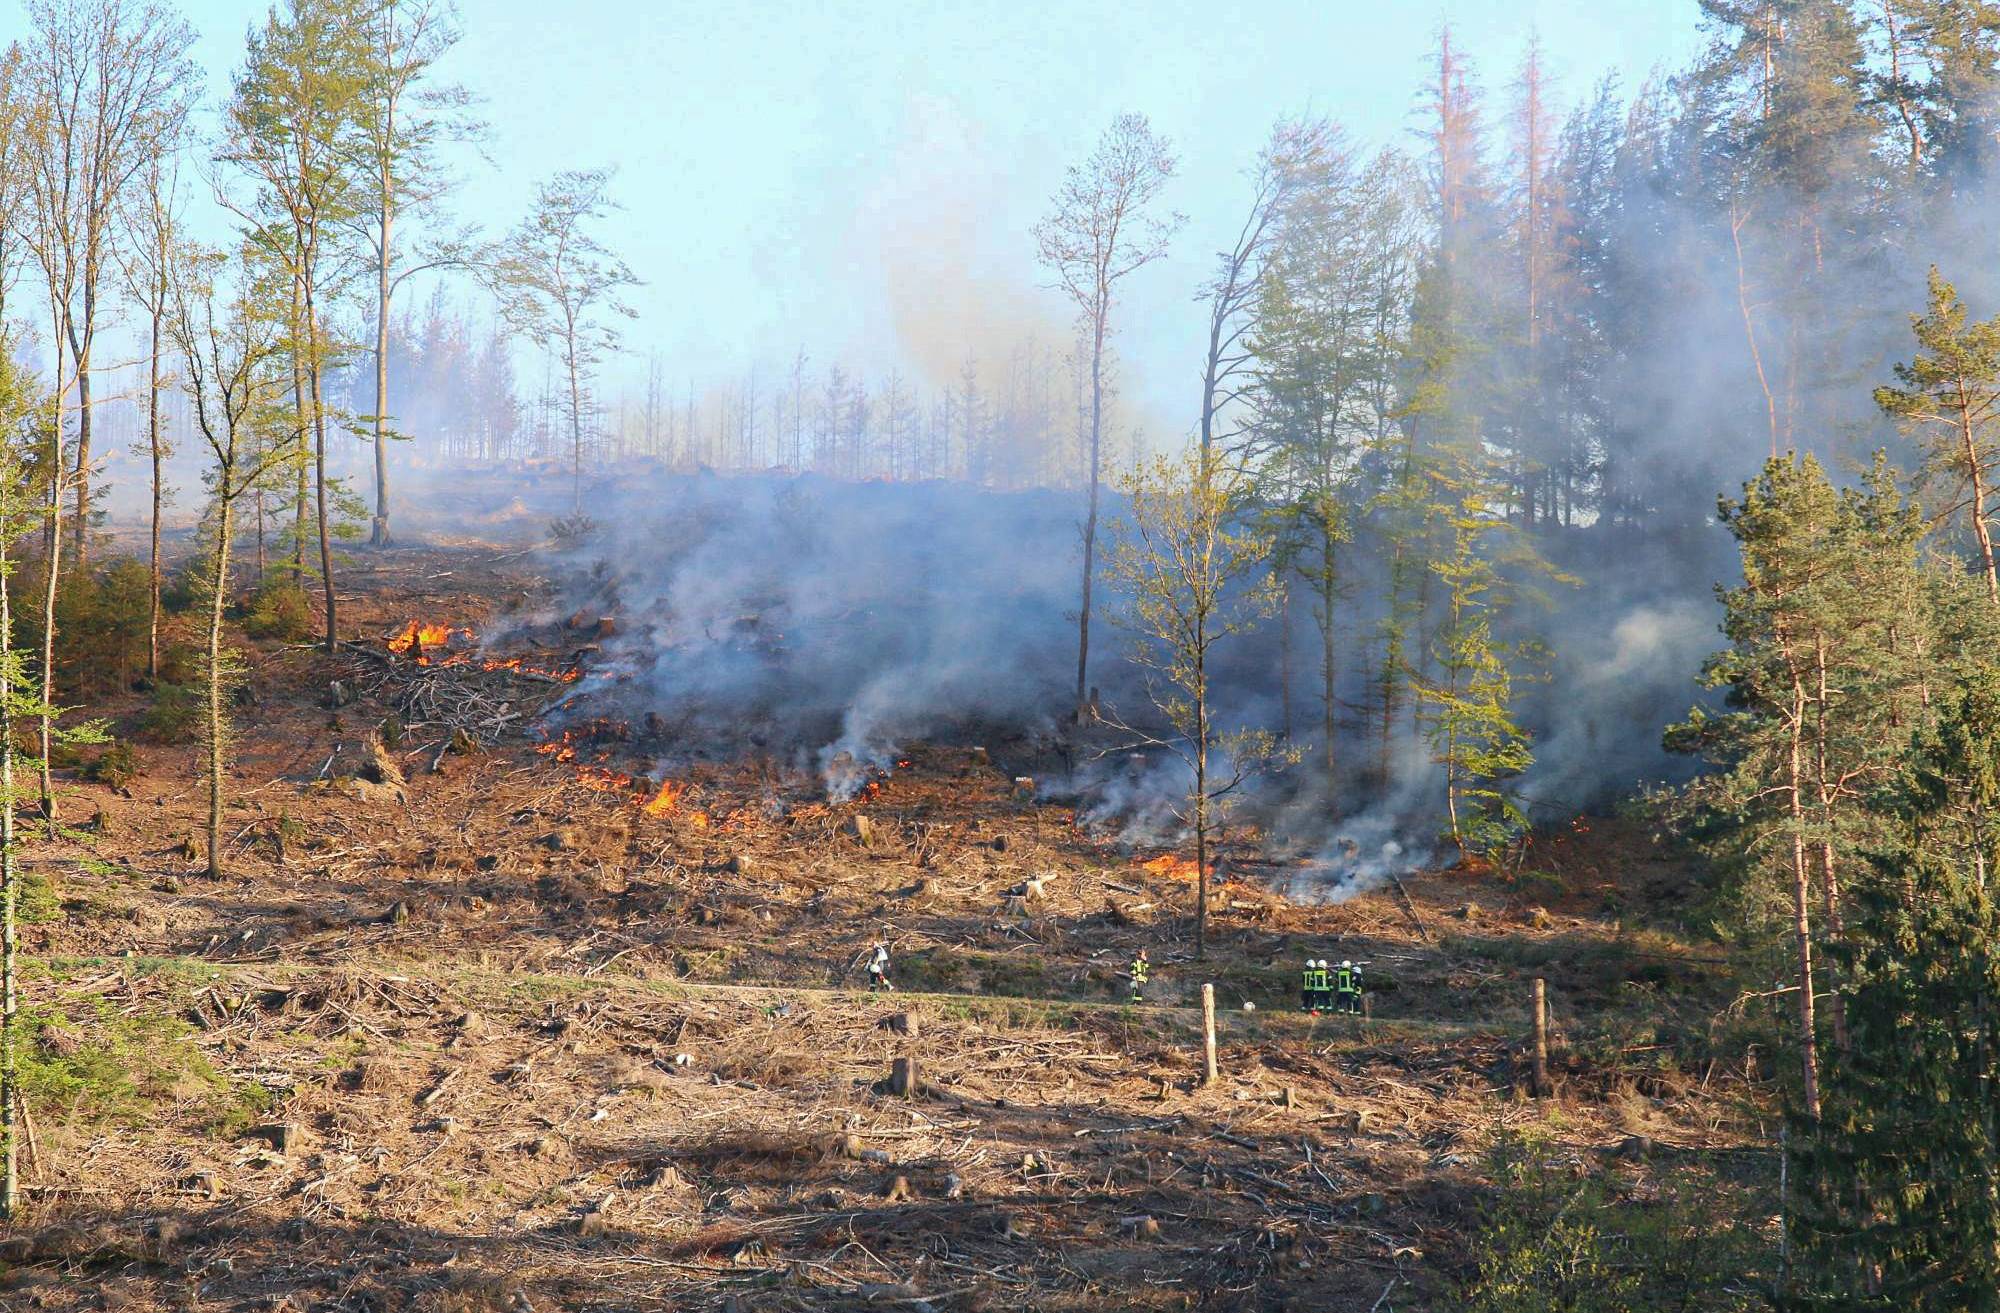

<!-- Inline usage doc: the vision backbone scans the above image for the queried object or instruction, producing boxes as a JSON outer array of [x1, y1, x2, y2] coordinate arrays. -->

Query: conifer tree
[[0, 346, 49, 1220], [1787, 672, 2000, 1311], [1876, 267, 2000, 606]]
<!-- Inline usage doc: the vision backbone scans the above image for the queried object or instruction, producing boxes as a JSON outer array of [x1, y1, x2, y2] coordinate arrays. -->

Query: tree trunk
[[1278, 578, 1293, 741], [1194, 676, 1208, 960], [147, 301, 164, 682], [1785, 660, 1822, 1121], [1074, 317, 1104, 721], [1319, 532, 1337, 779], [307, 299, 337, 654], [567, 319, 584, 517], [205, 493, 234, 879], [1811, 632, 1848, 1052], [70, 280, 93, 570], [1732, 208, 1780, 461], [1, 521, 20, 1218], [371, 189, 394, 546], [1958, 380, 1999, 606], [290, 278, 308, 581], [36, 495, 61, 819]]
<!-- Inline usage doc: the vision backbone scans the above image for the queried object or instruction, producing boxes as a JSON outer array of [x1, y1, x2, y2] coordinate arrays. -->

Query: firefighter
[[1128, 948, 1150, 1004], [866, 932, 893, 992], [1334, 959, 1361, 1014], [1300, 957, 1318, 1013]]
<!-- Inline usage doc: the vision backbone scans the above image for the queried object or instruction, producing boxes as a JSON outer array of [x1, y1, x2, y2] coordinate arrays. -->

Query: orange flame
[[387, 619, 581, 681], [641, 779, 685, 817], [387, 619, 473, 665], [1139, 854, 1201, 881]]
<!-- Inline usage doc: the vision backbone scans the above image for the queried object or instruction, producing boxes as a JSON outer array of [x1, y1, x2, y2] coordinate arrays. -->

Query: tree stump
[[891, 1056, 920, 1097]]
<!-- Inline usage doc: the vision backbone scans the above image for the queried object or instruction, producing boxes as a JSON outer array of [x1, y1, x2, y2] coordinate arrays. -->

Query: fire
[[640, 778, 710, 827], [1138, 854, 1201, 881], [480, 655, 582, 682], [385, 619, 581, 681], [386, 619, 471, 665], [641, 779, 685, 816]]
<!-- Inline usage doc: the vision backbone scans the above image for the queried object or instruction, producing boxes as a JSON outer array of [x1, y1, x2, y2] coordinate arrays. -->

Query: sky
[[3, 0, 1714, 434]]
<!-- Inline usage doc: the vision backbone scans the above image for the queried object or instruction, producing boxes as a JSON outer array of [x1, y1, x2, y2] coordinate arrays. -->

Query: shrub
[[17, 872, 62, 924], [138, 682, 200, 743], [243, 579, 314, 642], [13, 556, 156, 697], [1458, 1131, 1765, 1312], [18, 998, 232, 1126], [85, 741, 139, 789]]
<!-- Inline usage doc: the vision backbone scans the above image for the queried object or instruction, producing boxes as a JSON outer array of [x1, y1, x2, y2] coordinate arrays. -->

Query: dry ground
[[0, 541, 1773, 1311]]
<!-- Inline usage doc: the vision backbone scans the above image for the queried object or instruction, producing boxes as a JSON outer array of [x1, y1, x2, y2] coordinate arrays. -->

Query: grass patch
[[19, 997, 234, 1128]]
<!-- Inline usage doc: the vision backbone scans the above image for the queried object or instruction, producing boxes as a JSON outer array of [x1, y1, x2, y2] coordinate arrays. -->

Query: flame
[[387, 619, 472, 665], [386, 619, 581, 681], [480, 654, 582, 682], [639, 779, 710, 828], [1139, 854, 1201, 881], [641, 779, 686, 817]]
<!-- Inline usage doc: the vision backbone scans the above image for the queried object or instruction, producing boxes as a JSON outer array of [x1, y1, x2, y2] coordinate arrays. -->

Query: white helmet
[[1341, 960, 1352, 969], [1313, 959, 1325, 969]]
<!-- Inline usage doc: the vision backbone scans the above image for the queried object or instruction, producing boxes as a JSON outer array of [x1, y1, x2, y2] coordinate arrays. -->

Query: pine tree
[[1876, 266, 2000, 606], [1787, 671, 2000, 1311]]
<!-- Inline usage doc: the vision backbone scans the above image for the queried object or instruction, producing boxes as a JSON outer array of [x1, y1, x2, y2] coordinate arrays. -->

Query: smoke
[[535, 472, 1088, 794]]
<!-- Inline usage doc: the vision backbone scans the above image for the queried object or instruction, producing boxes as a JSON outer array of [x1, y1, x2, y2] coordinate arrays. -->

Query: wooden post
[[1201, 983, 1219, 1084], [1531, 978, 1550, 1099]]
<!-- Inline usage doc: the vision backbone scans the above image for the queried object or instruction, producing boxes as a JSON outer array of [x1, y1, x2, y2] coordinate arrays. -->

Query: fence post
[[1201, 983, 1219, 1084], [1532, 977, 1551, 1098]]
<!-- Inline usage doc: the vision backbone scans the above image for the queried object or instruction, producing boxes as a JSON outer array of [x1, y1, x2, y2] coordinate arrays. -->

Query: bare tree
[[1198, 117, 1338, 458], [492, 168, 638, 517], [22, 0, 197, 567], [347, 0, 480, 547], [0, 44, 28, 330], [1100, 446, 1292, 956], [118, 150, 183, 682], [1034, 113, 1183, 722], [166, 241, 292, 879]]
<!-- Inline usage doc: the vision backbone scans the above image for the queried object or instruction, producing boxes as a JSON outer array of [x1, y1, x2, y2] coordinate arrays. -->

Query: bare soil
[[1, 541, 1769, 1312]]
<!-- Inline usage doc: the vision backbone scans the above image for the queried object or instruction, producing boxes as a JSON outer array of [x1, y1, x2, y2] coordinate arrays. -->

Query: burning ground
[[0, 540, 1774, 1311]]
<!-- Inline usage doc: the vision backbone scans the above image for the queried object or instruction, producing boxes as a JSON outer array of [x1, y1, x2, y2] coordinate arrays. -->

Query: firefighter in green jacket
[[1128, 948, 1150, 1004], [1334, 960, 1363, 1014], [1300, 958, 1318, 1013]]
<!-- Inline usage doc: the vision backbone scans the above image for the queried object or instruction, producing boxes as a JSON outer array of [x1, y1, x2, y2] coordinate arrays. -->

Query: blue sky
[[7, 0, 1713, 432]]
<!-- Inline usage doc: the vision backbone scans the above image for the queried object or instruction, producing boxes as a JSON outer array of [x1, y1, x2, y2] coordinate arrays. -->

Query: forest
[[0, 0, 1998, 1309]]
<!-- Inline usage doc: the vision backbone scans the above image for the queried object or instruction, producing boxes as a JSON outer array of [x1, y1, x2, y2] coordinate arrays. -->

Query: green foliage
[[137, 682, 200, 743], [1667, 454, 1934, 935], [10, 556, 154, 699], [1786, 674, 2000, 1311], [1458, 1131, 1764, 1312], [242, 577, 313, 642], [1105, 449, 1297, 816], [84, 741, 139, 790], [1875, 267, 2000, 596], [15, 873, 60, 925], [16, 998, 232, 1127], [1416, 450, 1562, 857]]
